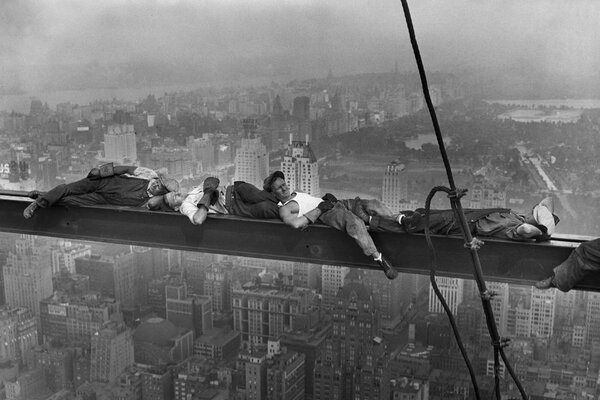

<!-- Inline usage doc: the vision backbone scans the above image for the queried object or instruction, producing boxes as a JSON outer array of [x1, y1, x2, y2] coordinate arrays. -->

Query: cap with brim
[[156, 173, 180, 195], [263, 171, 285, 192], [533, 204, 556, 236]]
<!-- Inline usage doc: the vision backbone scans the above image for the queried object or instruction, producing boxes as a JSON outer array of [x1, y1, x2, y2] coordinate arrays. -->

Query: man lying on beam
[[159, 177, 281, 225], [23, 163, 179, 219], [262, 171, 421, 281], [360, 196, 559, 243], [536, 238, 600, 291]]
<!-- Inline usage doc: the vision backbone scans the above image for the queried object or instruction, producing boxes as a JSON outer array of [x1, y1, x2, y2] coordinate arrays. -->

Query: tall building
[[530, 287, 555, 338], [165, 281, 213, 337], [50, 241, 91, 275], [75, 251, 143, 309], [204, 263, 232, 314], [428, 277, 464, 315], [321, 266, 349, 307], [232, 282, 318, 348], [292, 96, 311, 141], [244, 351, 268, 400], [234, 137, 269, 189], [585, 292, 600, 345], [104, 123, 137, 163], [314, 282, 390, 400], [3, 235, 53, 316], [381, 161, 407, 213], [0, 310, 18, 361], [281, 137, 319, 195], [28, 346, 74, 392], [346, 269, 404, 327], [90, 320, 134, 384], [40, 292, 120, 347], [266, 343, 305, 400]]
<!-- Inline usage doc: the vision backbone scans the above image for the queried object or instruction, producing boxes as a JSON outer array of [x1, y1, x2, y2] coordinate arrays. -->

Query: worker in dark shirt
[[23, 163, 179, 218], [536, 238, 600, 291], [355, 197, 559, 242]]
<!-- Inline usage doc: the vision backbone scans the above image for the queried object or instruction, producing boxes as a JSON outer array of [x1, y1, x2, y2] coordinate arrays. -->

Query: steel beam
[[1, 195, 596, 290]]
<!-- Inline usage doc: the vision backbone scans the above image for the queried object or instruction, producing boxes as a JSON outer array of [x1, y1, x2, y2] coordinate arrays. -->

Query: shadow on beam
[[1, 195, 597, 291]]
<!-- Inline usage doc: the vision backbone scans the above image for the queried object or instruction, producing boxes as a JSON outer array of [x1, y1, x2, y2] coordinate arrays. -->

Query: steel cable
[[399, 0, 529, 398]]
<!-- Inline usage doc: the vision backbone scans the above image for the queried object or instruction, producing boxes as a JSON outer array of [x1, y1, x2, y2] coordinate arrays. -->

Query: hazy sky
[[2, 0, 599, 88]]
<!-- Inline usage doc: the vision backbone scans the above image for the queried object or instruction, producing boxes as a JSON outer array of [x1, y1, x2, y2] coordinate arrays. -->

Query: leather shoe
[[352, 197, 370, 225], [27, 190, 42, 199], [23, 202, 40, 219], [377, 255, 398, 280], [535, 275, 556, 290]]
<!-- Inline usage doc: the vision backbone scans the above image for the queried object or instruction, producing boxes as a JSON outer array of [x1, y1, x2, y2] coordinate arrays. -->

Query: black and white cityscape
[[1, 1, 600, 400]]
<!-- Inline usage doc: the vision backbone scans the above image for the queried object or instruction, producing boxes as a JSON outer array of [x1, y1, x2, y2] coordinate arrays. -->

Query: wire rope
[[399, 1, 529, 398]]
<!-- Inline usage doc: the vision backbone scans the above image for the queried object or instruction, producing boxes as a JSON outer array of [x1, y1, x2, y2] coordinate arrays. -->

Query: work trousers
[[37, 176, 150, 208], [553, 238, 600, 292], [319, 199, 383, 257], [225, 181, 279, 219]]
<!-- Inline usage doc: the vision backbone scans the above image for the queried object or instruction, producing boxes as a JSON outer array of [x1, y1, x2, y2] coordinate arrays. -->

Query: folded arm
[[279, 204, 322, 230]]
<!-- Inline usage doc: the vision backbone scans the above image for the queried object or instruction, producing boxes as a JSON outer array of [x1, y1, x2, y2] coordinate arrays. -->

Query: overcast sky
[[2, 0, 599, 87]]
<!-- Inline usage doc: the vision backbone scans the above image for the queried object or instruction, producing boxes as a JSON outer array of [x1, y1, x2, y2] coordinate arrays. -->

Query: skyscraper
[[266, 343, 305, 400], [232, 282, 317, 348], [281, 137, 319, 196], [381, 161, 407, 213], [530, 287, 555, 338], [234, 137, 269, 189], [314, 282, 390, 400], [165, 281, 213, 337], [321, 265, 349, 308], [104, 123, 137, 163], [90, 320, 134, 384], [75, 251, 142, 309], [585, 292, 600, 345], [428, 277, 464, 315], [3, 235, 53, 316]]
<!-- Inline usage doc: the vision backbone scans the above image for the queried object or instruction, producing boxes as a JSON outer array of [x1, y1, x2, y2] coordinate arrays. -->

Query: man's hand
[[322, 193, 338, 203], [317, 201, 335, 213], [87, 163, 114, 180]]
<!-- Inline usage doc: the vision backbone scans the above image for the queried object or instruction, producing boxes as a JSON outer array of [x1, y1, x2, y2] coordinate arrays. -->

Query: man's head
[[149, 175, 180, 196], [263, 171, 290, 201], [164, 191, 185, 211], [520, 197, 560, 241]]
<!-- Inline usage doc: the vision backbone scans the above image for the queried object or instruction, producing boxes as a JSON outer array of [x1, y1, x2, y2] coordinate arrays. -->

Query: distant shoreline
[[484, 99, 600, 109]]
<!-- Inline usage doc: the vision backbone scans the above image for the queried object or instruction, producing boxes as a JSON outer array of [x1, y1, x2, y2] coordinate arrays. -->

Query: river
[[0, 77, 276, 114]]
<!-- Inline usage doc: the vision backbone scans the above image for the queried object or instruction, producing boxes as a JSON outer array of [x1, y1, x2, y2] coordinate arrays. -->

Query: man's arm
[[180, 201, 208, 225], [279, 203, 323, 230], [516, 223, 544, 239]]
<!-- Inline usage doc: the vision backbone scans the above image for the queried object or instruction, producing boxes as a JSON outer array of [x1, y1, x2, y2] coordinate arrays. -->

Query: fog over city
[[2, 0, 600, 91]]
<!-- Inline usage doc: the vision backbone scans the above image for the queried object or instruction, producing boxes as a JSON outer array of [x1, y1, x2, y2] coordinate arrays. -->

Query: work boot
[[23, 202, 40, 219], [377, 255, 398, 280], [534, 275, 556, 290], [352, 197, 370, 225], [400, 212, 422, 231], [27, 190, 42, 199]]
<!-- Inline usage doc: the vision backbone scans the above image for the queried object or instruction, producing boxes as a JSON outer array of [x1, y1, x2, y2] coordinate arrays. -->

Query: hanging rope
[[423, 186, 481, 400], [399, 1, 529, 399]]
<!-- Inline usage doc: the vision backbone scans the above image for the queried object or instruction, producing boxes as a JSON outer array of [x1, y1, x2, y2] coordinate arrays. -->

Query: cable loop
[[492, 337, 512, 349], [465, 237, 485, 251], [480, 290, 498, 301], [447, 188, 468, 200]]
